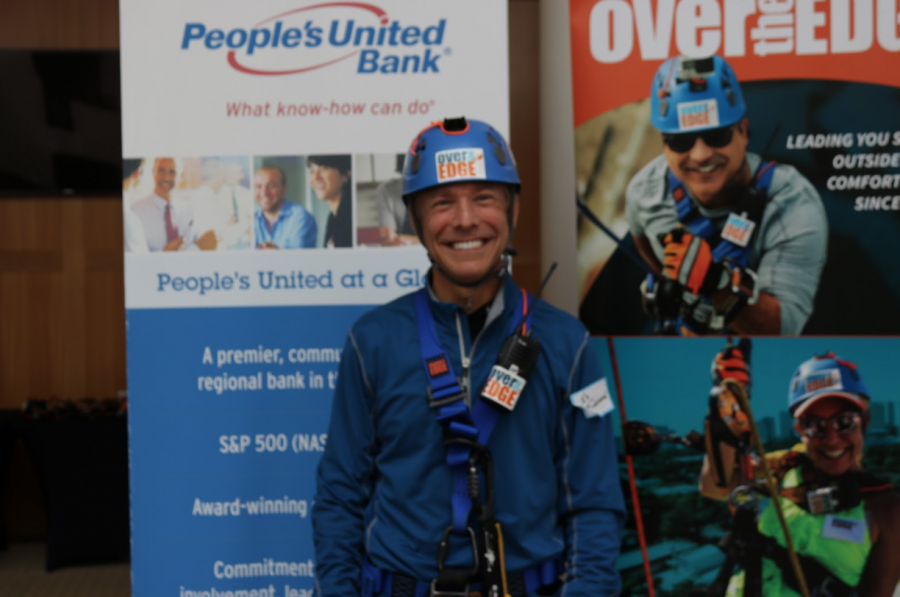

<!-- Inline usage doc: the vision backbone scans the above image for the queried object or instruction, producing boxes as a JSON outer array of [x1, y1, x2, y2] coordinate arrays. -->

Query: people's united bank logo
[[180, 2, 448, 75]]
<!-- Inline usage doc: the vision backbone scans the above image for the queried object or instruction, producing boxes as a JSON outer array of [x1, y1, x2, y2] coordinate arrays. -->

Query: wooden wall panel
[[83, 200, 127, 399], [86, 271, 127, 397], [0, 199, 64, 251], [61, 201, 88, 395], [0, 0, 119, 49], [0, 197, 124, 409], [0, 0, 122, 544], [509, 0, 542, 294], [0, 196, 124, 541], [2, 273, 56, 401], [0, 0, 123, 410]]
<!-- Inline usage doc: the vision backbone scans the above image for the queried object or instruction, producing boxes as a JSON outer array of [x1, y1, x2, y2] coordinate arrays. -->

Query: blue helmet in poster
[[650, 55, 746, 134], [788, 352, 869, 417], [402, 117, 520, 200]]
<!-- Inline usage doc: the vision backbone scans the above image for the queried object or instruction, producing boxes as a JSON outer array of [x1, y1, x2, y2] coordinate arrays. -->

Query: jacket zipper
[[456, 309, 498, 408], [455, 312, 472, 406]]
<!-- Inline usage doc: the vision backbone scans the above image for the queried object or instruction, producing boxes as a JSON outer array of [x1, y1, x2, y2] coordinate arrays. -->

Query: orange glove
[[712, 345, 750, 387], [707, 343, 753, 448], [661, 228, 726, 296]]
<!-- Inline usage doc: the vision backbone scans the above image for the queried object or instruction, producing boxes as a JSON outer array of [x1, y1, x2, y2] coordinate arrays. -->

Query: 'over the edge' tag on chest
[[481, 365, 527, 411], [822, 515, 866, 544], [721, 212, 755, 248]]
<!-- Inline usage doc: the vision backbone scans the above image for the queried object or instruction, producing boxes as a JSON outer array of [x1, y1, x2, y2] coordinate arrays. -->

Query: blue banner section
[[128, 305, 370, 597]]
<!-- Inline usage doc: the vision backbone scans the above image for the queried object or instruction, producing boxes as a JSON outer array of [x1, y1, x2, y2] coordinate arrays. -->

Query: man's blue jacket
[[313, 274, 625, 596]]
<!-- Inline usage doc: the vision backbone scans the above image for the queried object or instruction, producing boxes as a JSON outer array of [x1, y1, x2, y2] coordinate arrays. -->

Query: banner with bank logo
[[570, 0, 900, 336], [119, 2, 509, 595]]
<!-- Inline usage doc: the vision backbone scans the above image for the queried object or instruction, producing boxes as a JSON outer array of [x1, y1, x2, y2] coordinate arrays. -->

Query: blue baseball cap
[[788, 353, 869, 418]]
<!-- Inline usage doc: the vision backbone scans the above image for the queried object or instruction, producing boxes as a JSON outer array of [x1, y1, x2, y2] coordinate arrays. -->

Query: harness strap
[[414, 287, 531, 534], [779, 455, 895, 511], [523, 557, 564, 593], [361, 556, 563, 597], [415, 290, 475, 531], [666, 160, 775, 268]]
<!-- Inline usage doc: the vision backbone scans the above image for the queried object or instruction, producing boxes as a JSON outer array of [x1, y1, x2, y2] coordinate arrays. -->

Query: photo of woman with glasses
[[606, 338, 900, 596], [697, 349, 900, 597]]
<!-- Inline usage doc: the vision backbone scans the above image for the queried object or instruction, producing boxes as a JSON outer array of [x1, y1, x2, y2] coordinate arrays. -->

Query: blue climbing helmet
[[788, 352, 869, 417], [402, 117, 520, 199], [650, 55, 746, 134], [401, 117, 520, 288]]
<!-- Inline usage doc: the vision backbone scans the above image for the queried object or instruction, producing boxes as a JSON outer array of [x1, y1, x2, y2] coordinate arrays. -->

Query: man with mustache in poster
[[626, 55, 827, 336]]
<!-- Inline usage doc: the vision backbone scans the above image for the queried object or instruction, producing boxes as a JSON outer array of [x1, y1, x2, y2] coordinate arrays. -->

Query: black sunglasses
[[797, 410, 862, 439], [663, 125, 737, 153]]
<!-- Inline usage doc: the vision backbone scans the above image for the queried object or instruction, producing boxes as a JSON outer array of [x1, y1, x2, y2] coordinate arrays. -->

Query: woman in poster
[[699, 349, 900, 596], [308, 154, 353, 248]]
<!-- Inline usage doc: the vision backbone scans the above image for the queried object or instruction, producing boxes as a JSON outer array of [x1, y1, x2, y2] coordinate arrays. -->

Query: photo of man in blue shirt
[[253, 165, 317, 250]]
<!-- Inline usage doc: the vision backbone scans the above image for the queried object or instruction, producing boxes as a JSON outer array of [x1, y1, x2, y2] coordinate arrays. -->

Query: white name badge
[[481, 365, 526, 411], [569, 378, 614, 418], [822, 515, 866, 544], [721, 212, 756, 248]]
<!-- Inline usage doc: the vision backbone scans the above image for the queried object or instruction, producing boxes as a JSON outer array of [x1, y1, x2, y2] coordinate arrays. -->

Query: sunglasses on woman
[[662, 124, 737, 153], [797, 410, 862, 439]]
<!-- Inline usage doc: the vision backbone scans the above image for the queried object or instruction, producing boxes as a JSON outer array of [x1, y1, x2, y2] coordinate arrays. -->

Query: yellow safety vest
[[726, 466, 871, 597]]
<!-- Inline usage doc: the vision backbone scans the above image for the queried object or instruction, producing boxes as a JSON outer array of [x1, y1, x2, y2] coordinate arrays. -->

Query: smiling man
[[699, 350, 900, 596], [625, 55, 827, 335], [131, 156, 215, 251], [313, 118, 625, 597], [252, 165, 317, 250]]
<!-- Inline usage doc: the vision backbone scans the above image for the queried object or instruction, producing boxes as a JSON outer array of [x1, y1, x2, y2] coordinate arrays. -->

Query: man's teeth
[[695, 164, 718, 173], [453, 240, 483, 250], [823, 449, 847, 459]]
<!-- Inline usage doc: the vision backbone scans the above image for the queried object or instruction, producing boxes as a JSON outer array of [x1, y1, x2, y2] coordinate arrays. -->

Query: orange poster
[[572, 0, 900, 336]]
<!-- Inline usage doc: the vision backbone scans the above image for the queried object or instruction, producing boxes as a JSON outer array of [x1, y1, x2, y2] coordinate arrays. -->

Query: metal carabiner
[[432, 525, 479, 597], [436, 525, 479, 575]]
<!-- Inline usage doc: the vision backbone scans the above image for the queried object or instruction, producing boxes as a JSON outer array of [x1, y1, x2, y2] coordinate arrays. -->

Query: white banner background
[[121, 1, 509, 157]]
